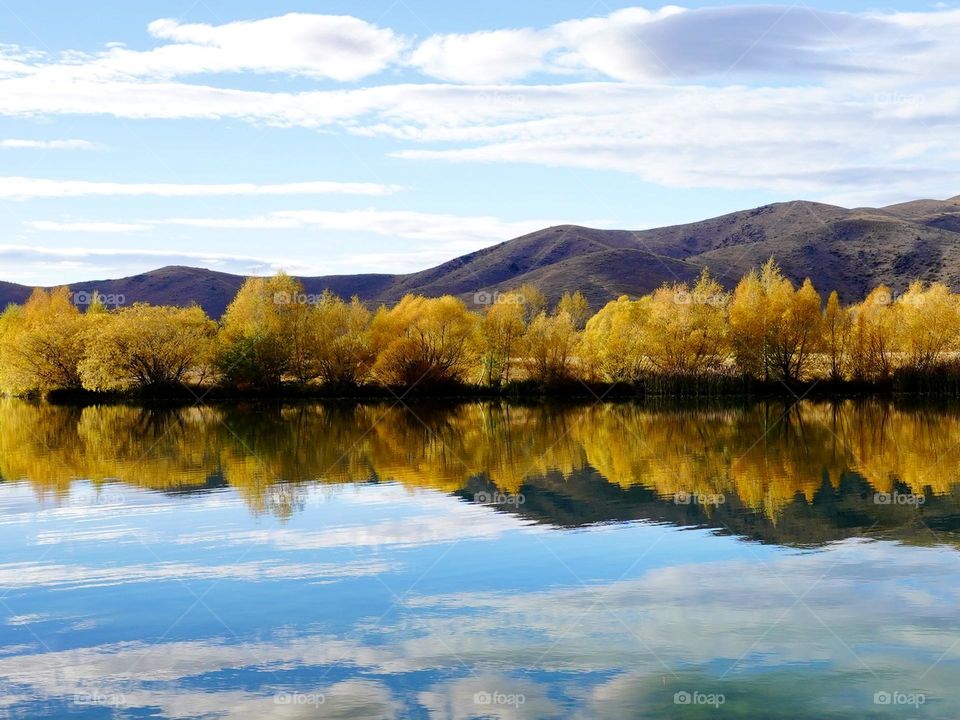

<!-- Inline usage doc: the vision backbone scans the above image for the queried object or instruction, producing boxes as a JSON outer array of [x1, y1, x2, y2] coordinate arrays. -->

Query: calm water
[[0, 398, 958, 719]]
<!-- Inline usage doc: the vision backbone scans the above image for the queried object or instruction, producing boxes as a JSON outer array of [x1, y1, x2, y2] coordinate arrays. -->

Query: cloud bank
[[1, 5, 958, 203]]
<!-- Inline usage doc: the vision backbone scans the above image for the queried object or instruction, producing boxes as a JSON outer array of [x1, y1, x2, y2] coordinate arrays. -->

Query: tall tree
[[730, 259, 821, 383], [475, 292, 526, 386], [307, 292, 374, 386], [822, 290, 851, 381], [217, 274, 310, 388]]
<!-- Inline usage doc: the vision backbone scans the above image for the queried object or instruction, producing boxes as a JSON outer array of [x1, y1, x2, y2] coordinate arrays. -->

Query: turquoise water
[[0, 399, 957, 718]]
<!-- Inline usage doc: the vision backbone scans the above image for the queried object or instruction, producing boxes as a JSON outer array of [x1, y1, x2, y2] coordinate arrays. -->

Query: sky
[[0, 0, 957, 286]]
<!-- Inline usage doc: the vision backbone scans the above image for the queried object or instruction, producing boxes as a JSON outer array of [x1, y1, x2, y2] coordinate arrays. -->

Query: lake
[[0, 398, 958, 718]]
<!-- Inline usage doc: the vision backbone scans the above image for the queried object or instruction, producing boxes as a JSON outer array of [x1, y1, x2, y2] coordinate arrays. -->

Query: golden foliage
[[217, 273, 311, 388], [521, 309, 580, 384], [4, 264, 960, 395], [307, 292, 374, 386], [79, 304, 216, 391], [369, 294, 477, 386], [581, 296, 649, 382], [475, 293, 526, 386], [0, 288, 88, 394], [729, 259, 822, 382]]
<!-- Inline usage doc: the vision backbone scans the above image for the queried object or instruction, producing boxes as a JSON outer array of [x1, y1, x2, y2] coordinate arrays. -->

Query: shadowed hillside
[[4, 194, 960, 316]]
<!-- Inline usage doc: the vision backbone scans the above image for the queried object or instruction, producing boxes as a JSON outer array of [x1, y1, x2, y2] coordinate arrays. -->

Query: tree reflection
[[2, 398, 959, 541]]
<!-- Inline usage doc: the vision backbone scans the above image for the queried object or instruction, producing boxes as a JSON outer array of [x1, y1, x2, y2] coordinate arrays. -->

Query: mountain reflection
[[2, 398, 958, 545]]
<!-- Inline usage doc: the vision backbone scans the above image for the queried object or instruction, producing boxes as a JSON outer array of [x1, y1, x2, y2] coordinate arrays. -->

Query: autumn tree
[[475, 293, 526, 386], [821, 291, 851, 381], [521, 308, 580, 385], [640, 271, 729, 377], [557, 291, 591, 330], [729, 260, 822, 383], [580, 296, 648, 383], [217, 274, 310, 388], [307, 292, 374, 386], [895, 281, 960, 371], [847, 286, 897, 382], [369, 295, 477, 386], [0, 287, 87, 395], [515, 284, 547, 324], [79, 304, 217, 391]]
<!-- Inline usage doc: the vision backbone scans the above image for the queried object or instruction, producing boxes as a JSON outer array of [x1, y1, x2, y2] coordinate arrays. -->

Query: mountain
[[4, 194, 960, 316]]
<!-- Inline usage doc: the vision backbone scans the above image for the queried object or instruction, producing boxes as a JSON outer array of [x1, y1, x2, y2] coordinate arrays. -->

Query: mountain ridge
[[4, 195, 960, 317]]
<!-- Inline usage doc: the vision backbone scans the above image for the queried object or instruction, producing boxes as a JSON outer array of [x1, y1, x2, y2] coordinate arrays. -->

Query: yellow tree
[[773, 277, 822, 383], [729, 260, 821, 383], [728, 267, 770, 379], [557, 291, 591, 330], [217, 274, 310, 388], [521, 309, 580, 385], [79, 304, 217, 391], [369, 295, 477, 386], [580, 296, 648, 383], [307, 292, 374, 386], [0, 287, 87, 395], [847, 285, 897, 381], [640, 270, 729, 377], [895, 281, 960, 371], [821, 290, 851, 381], [516, 283, 547, 324], [475, 293, 526, 386]]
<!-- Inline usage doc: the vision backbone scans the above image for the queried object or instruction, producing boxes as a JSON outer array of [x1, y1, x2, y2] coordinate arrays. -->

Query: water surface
[[0, 399, 958, 718]]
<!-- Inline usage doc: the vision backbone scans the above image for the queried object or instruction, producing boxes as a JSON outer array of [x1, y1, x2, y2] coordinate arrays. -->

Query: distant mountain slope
[[3, 194, 960, 316]]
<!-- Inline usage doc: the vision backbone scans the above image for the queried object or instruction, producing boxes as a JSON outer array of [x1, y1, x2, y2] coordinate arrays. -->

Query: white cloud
[[0, 244, 310, 276], [551, 5, 905, 81], [74, 208, 562, 248], [24, 209, 564, 243], [410, 29, 558, 83], [0, 177, 403, 200], [407, 5, 933, 84], [0, 14, 406, 84], [138, 14, 406, 81], [25, 221, 150, 232], [0, 138, 97, 149]]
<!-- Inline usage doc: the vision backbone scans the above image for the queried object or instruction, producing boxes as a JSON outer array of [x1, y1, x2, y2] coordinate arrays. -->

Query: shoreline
[[24, 377, 952, 407]]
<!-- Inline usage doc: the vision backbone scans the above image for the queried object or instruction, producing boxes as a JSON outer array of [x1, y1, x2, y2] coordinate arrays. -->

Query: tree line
[[2, 259, 959, 396]]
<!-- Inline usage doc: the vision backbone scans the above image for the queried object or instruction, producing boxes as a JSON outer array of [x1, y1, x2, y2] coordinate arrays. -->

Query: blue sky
[[0, 0, 956, 285]]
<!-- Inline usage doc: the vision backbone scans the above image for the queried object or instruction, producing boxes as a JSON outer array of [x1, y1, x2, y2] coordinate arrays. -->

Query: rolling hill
[[4, 194, 960, 317]]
